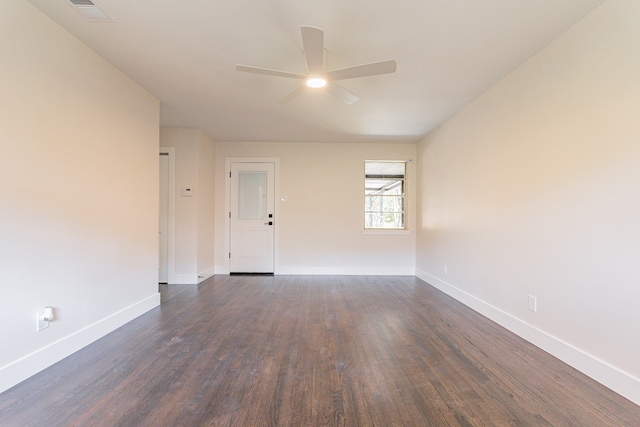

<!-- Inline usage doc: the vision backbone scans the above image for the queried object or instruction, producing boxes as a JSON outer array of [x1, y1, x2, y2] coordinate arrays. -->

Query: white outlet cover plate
[[36, 313, 49, 331]]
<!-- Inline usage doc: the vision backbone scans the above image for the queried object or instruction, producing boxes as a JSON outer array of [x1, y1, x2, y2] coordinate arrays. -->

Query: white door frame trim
[[225, 157, 280, 274], [159, 147, 176, 284]]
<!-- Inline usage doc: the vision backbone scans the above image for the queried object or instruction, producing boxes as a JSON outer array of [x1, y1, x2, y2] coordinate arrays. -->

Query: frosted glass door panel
[[238, 171, 267, 220]]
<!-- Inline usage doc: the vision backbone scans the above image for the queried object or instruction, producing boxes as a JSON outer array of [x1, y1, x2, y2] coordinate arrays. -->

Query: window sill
[[362, 229, 411, 235]]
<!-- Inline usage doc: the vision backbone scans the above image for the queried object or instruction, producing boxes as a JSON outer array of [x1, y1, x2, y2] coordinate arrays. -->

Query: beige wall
[[416, 0, 640, 404], [215, 142, 416, 274], [160, 128, 216, 283], [197, 135, 216, 278], [5, 0, 636, 406], [0, 0, 160, 392]]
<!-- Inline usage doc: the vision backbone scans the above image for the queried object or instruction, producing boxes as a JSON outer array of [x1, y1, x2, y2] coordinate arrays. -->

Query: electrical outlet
[[528, 295, 537, 313], [36, 311, 49, 331], [36, 307, 54, 331], [443, 264, 448, 275]]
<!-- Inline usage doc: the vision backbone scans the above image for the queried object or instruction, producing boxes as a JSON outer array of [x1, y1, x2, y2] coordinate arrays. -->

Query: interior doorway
[[159, 148, 175, 283]]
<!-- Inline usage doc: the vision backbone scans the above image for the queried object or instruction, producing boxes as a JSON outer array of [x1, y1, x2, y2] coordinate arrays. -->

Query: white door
[[230, 162, 275, 273], [159, 153, 169, 283]]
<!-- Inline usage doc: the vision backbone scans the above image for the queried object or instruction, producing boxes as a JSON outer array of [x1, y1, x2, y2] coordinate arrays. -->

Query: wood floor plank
[[1, 275, 638, 426]]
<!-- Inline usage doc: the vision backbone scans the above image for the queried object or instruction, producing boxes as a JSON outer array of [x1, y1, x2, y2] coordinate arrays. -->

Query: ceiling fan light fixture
[[306, 77, 327, 88], [236, 26, 397, 104]]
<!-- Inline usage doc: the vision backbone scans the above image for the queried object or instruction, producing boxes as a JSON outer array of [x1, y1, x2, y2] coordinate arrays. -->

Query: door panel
[[230, 162, 275, 273], [238, 229, 269, 257]]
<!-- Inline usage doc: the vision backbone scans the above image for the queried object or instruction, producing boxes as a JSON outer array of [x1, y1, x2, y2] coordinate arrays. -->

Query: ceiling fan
[[236, 26, 397, 105]]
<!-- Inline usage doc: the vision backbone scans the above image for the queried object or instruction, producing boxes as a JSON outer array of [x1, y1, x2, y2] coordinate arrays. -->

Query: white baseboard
[[171, 273, 198, 285], [277, 266, 415, 275], [415, 269, 640, 406], [197, 268, 216, 284], [0, 293, 161, 394], [213, 266, 414, 276]]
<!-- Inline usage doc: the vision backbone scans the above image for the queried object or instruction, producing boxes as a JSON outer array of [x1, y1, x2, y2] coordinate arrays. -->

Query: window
[[364, 161, 406, 229]]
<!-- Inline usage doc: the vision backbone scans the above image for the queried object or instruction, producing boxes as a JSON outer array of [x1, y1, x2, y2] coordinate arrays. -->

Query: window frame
[[364, 160, 407, 231]]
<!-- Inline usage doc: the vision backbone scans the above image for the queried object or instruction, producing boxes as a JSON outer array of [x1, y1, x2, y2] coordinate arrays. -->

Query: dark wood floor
[[1, 276, 638, 426]]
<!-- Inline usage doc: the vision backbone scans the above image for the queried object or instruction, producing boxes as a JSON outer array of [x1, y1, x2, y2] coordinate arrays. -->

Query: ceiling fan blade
[[325, 60, 397, 81], [236, 65, 306, 79], [326, 83, 360, 105], [301, 26, 324, 74], [276, 86, 306, 104]]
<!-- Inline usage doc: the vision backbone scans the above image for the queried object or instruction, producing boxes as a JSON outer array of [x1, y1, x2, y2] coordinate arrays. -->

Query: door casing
[[159, 147, 176, 284]]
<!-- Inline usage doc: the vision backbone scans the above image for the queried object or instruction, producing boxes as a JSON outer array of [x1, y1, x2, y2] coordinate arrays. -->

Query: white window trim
[[362, 229, 412, 235], [364, 160, 408, 231]]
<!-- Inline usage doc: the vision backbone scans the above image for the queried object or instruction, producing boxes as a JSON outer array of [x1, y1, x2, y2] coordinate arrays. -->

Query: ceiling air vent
[[67, 0, 114, 22]]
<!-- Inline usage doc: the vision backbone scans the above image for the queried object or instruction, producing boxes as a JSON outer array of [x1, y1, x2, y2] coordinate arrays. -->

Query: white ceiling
[[28, 0, 605, 143]]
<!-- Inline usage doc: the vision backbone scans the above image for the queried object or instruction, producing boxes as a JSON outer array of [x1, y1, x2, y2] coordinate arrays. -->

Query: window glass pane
[[238, 171, 267, 220], [365, 212, 405, 229], [365, 161, 406, 229]]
